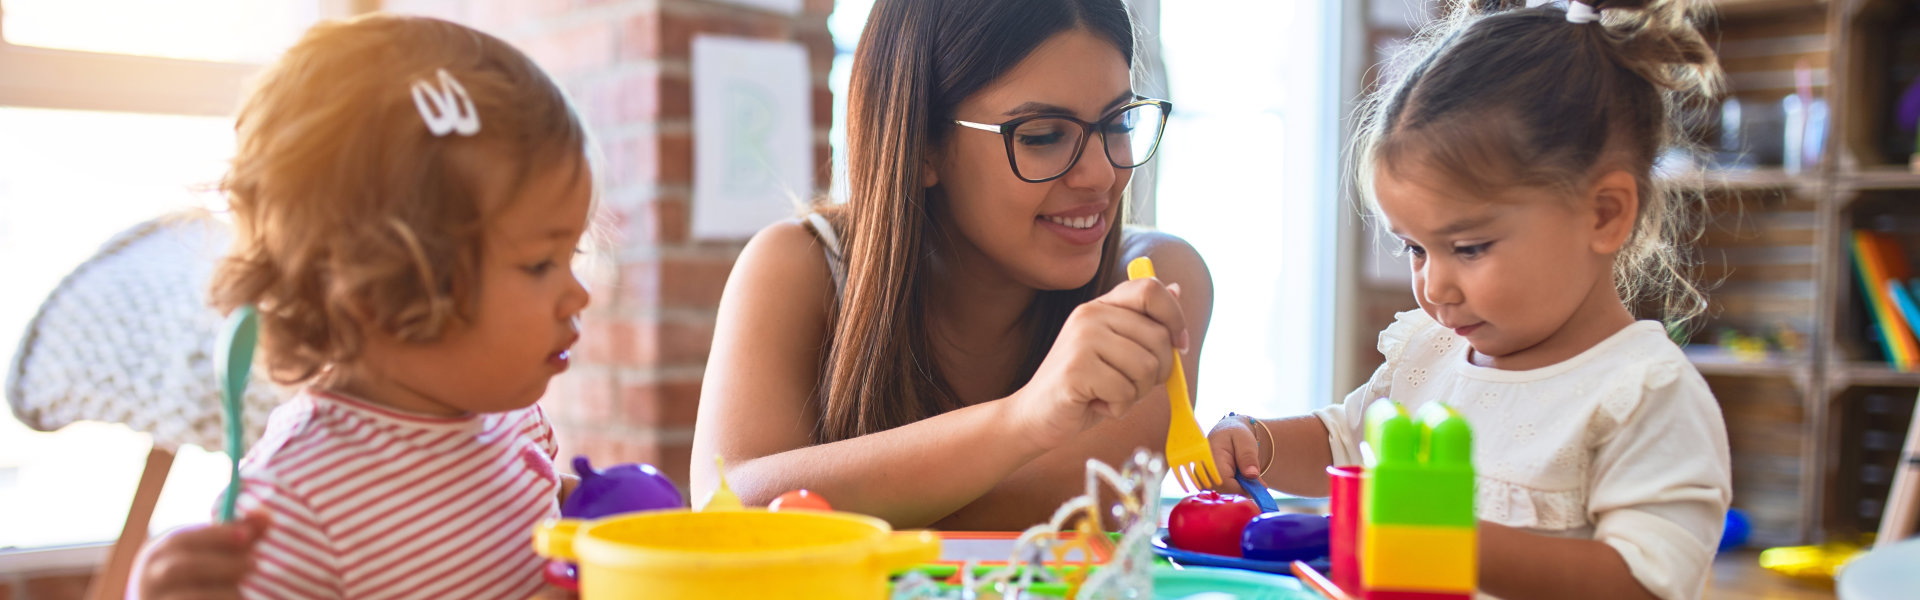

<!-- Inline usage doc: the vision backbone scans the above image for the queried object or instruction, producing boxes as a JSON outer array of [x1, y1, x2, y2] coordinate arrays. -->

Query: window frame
[[0, 0, 370, 116]]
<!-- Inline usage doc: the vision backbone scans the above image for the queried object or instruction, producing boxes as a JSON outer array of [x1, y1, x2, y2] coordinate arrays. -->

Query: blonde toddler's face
[[350, 161, 593, 416]]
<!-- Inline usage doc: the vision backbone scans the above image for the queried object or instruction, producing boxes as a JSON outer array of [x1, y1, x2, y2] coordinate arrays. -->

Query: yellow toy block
[[1360, 523, 1476, 593]]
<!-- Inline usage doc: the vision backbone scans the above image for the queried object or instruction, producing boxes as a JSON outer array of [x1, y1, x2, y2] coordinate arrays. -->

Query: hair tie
[[1566, 1, 1600, 24]]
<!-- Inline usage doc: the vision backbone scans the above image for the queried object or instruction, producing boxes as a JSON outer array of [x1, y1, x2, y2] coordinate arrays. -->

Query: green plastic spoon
[[215, 305, 258, 523]]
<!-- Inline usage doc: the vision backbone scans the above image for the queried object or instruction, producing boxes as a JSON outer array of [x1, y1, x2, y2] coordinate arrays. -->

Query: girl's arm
[[690, 223, 1209, 528], [1251, 416, 1335, 496], [1480, 523, 1657, 600]]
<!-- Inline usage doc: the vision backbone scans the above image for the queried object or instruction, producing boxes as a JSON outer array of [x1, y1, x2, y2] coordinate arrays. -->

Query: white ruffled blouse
[[1315, 310, 1733, 600]]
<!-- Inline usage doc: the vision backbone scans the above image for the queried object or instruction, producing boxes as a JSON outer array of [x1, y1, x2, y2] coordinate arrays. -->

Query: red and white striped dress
[[231, 389, 560, 599]]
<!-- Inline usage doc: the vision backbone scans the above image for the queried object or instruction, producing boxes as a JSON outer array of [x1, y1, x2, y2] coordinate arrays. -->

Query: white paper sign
[[691, 36, 813, 240], [712, 0, 803, 15]]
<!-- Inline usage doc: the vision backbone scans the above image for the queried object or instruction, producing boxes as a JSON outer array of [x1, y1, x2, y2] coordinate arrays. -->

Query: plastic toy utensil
[[1126, 256, 1221, 493], [1237, 473, 1279, 513], [702, 455, 743, 511], [562, 456, 685, 519], [215, 306, 258, 523]]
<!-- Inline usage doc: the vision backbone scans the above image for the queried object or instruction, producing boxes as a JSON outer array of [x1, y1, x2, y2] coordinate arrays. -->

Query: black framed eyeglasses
[[953, 97, 1172, 183]]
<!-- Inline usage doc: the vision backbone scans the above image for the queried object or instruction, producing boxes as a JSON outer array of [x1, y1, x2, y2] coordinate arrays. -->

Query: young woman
[[689, 0, 1214, 530]]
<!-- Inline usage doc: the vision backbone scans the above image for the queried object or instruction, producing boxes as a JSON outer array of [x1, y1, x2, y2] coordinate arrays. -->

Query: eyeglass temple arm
[[952, 119, 1003, 133]]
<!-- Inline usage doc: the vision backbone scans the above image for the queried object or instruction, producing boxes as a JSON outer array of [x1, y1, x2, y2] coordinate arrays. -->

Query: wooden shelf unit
[[1685, 0, 1920, 544]]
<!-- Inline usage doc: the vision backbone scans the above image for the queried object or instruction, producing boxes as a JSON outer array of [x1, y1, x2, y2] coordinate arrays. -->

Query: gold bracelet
[[1249, 415, 1276, 478]]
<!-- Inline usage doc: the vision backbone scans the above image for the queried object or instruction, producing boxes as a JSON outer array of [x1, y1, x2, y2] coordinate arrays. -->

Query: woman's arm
[[933, 231, 1216, 529], [692, 221, 1032, 526], [690, 222, 1198, 528]]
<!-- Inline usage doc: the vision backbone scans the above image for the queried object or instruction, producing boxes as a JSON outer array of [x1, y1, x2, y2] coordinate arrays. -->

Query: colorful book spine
[[1852, 231, 1920, 371], [1891, 280, 1920, 344]]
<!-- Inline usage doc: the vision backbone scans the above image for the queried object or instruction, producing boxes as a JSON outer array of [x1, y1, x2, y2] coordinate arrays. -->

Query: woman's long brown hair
[[813, 0, 1136, 443]]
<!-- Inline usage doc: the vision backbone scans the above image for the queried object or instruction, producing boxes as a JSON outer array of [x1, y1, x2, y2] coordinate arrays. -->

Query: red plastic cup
[[1327, 465, 1363, 594]]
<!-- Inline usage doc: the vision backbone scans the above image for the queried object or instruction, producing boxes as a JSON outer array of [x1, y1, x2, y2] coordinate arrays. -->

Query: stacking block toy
[[1360, 400, 1475, 599]]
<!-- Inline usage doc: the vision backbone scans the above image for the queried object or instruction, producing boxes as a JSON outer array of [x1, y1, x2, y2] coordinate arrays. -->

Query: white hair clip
[[410, 68, 480, 137], [1566, 1, 1600, 24]]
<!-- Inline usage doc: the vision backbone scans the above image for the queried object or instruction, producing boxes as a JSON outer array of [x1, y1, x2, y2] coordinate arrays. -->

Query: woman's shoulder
[[728, 218, 836, 313], [1116, 227, 1210, 287]]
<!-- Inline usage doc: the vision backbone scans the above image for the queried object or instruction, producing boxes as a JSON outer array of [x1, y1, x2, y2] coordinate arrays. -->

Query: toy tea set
[[204, 260, 1479, 598], [513, 399, 1474, 600]]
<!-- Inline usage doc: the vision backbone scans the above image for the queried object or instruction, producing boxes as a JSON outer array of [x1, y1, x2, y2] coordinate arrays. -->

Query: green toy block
[[1362, 400, 1474, 528]]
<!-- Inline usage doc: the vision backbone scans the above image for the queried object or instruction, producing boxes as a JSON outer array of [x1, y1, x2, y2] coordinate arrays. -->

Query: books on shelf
[[1851, 230, 1920, 371]]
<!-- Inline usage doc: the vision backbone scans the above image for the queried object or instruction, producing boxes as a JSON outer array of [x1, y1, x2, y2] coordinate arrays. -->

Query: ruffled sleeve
[[1587, 361, 1731, 600], [1316, 310, 1436, 467]]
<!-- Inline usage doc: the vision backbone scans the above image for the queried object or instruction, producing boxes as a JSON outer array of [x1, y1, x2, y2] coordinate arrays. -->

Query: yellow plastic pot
[[532, 509, 939, 599]]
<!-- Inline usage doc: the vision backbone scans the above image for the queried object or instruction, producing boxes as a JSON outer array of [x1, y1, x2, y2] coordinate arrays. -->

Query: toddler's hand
[[134, 511, 270, 600], [1207, 414, 1263, 495]]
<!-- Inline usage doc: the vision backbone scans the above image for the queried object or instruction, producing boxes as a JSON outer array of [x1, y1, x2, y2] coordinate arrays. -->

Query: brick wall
[[378, 0, 838, 489]]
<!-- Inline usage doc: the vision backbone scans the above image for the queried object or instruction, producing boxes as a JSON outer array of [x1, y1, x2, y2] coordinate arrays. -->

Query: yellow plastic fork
[[1126, 257, 1222, 493]]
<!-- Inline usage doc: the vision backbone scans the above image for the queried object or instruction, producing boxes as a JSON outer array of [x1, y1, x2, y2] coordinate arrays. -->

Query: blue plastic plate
[[1150, 529, 1329, 576]]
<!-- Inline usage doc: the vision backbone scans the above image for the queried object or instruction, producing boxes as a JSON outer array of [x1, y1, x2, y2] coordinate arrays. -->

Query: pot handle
[[873, 530, 941, 573], [532, 518, 583, 562]]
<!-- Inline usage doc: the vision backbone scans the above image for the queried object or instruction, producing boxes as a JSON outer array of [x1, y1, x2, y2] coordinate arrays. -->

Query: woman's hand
[[133, 512, 270, 600], [1008, 278, 1189, 451]]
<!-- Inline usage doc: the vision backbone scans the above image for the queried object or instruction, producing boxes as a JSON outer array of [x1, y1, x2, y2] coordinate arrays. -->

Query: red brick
[[658, 131, 694, 186], [659, 7, 793, 60], [604, 130, 692, 189], [656, 441, 694, 490], [619, 376, 704, 429], [578, 316, 638, 365], [565, 370, 619, 423], [617, 11, 662, 62], [578, 68, 660, 131], [23, 572, 89, 600], [813, 141, 833, 192], [659, 75, 693, 120], [618, 197, 690, 246], [812, 85, 834, 128], [608, 435, 657, 465], [805, 0, 837, 16], [799, 26, 836, 72], [635, 316, 718, 366], [0, 580, 12, 600], [517, 20, 616, 77], [598, 131, 651, 190], [663, 255, 738, 308]]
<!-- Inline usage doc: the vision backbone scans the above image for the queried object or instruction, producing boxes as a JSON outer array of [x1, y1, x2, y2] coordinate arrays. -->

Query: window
[[1157, 1, 1348, 424], [0, 0, 335, 553]]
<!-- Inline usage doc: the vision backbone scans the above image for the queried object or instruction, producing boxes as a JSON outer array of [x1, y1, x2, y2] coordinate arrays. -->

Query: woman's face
[[934, 28, 1133, 291]]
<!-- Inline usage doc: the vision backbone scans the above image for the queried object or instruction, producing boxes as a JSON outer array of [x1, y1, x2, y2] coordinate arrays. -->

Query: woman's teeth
[[1044, 214, 1099, 229]]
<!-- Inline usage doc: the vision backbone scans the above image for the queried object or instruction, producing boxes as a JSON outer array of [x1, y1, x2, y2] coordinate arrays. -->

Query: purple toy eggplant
[[560, 455, 685, 519], [1240, 512, 1332, 563]]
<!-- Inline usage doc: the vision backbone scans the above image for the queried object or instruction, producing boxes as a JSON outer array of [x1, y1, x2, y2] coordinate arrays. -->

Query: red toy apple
[[1168, 490, 1261, 557]]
